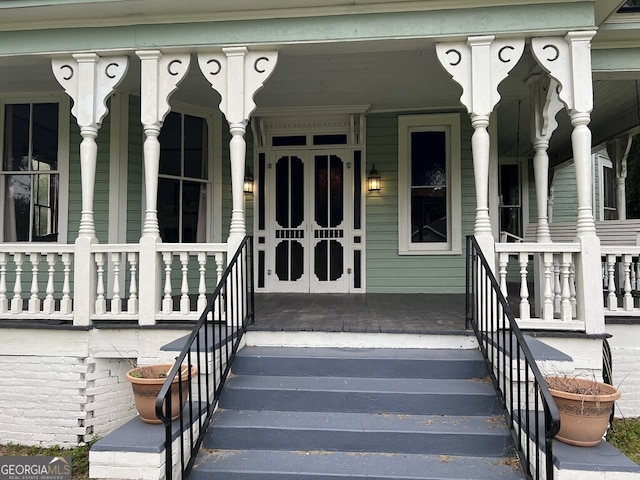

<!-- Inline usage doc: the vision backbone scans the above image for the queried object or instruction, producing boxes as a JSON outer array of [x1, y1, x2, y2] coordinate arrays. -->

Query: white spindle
[[28, 253, 41, 314], [553, 259, 561, 315], [543, 252, 554, 321], [180, 252, 190, 314], [111, 252, 122, 315], [162, 252, 174, 314], [623, 254, 634, 311], [607, 254, 617, 311], [11, 253, 24, 314], [0, 253, 8, 313], [560, 253, 573, 321], [43, 253, 56, 314], [197, 252, 207, 313], [518, 252, 530, 321], [95, 252, 106, 315], [128, 252, 138, 314], [569, 261, 577, 318], [60, 253, 72, 314], [498, 253, 508, 297]]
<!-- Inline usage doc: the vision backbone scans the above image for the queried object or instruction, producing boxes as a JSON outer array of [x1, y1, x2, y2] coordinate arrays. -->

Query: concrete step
[[191, 449, 525, 480], [219, 374, 502, 416], [231, 346, 488, 379], [206, 409, 514, 457]]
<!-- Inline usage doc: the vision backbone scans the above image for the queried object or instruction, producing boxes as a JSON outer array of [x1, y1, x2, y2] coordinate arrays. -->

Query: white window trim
[[598, 153, 614, 221], [0, 93, 70, 244], [398, 113, 461, 255]]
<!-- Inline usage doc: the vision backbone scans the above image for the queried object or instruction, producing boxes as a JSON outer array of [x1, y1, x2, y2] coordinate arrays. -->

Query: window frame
[[398, 113, 461, 255], [0, 95, 70, 243]]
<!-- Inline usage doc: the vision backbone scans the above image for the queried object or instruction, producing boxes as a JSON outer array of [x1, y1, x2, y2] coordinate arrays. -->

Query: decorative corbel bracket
[[529, 73, 563, 144], [136, 50, 191, 128], [531, 31, 596, 114], [197, 47, 278, 125], [436, 36, 525, 117], [52, 53, 129, 128]]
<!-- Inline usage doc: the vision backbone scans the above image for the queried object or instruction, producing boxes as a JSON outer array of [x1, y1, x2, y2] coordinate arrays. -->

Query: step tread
[[192, 449, 525, 480], [224, 374, 496, 394], [210, 409, 510, 436], [236, 346, 484, 361]]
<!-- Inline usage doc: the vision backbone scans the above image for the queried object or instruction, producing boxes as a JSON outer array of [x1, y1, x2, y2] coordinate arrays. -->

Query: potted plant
[[126, 363, 197, 424], [545, 375, 621, 447]]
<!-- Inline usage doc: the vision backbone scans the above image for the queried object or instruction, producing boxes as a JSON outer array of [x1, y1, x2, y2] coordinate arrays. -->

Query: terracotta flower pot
[[546, 376, 621, 447], [126, 364, 197, 424]]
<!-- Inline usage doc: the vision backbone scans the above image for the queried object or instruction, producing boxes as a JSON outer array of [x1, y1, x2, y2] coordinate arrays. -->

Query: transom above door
[[252, 110, 367, 293]]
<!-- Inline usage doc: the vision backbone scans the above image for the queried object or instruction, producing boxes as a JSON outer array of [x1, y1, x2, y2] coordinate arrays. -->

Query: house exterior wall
[[606, 323, 640, 418], [365, 112, 475, 293]]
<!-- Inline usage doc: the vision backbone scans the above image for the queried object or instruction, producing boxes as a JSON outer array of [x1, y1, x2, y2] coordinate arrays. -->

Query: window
[[599, 156, 616, 220], [499, 163, 522, 240], [398, 114, 461, 254], [2, 103, 60, 242], [158, 111, 210, 243]]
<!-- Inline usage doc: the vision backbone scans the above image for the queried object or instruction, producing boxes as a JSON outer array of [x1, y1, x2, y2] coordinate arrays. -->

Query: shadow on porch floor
[[250, 293, 468, 334]]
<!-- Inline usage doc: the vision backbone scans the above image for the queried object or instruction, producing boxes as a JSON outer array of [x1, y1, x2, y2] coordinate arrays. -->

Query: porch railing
[[601, 246, 640, 315], [155, 236, 254, 480], [466, 235, 561, 480]]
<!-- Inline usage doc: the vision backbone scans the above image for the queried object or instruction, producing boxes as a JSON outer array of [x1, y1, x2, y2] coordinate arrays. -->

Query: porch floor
[[250, 293, 468, 334]]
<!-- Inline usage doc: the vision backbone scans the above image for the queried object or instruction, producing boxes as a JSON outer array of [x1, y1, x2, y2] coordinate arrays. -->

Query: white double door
[[265, 149, 352, 293]]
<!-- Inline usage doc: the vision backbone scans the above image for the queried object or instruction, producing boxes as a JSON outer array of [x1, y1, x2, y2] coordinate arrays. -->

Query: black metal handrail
[[466, 235, 560, 480], [155, 236, 254, 480]]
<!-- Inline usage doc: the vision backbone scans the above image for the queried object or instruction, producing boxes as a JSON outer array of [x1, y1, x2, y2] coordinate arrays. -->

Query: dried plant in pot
[[126, 363, 197, 425], [545, 375, 621, 447]]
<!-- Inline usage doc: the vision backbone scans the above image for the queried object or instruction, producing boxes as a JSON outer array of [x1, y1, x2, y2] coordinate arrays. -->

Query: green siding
[[550, 161, 578, 223], [127, 96, 143, 243], [365, 111, 474, 294]]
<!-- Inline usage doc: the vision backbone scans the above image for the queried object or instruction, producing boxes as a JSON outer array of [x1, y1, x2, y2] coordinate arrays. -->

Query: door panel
[[266, 150, 351, 293]]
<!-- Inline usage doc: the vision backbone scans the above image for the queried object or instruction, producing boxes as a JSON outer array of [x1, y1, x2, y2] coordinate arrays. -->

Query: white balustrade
[[0, 245, 75, 320], [91, 245, 140, 319], [495, 242, 582, 330], [600, 246, 640, 315]]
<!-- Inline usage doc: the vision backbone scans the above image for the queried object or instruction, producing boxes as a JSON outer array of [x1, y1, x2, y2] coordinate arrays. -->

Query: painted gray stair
[[191, 346, 524, 480]]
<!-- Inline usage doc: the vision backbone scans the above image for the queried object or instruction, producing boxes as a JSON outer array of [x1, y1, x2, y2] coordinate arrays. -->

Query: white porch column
[[198, 47, 278, 256], [436, 36, 524, 264], [529, 75, 563, 242], [52, 54, 128, 326], [606, 134, 632, 220], [532, 31, 604, 334], [135, 50, 190, 325]]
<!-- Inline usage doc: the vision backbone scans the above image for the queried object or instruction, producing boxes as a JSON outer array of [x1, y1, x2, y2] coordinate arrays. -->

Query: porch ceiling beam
[[0, 3, 593, 56]]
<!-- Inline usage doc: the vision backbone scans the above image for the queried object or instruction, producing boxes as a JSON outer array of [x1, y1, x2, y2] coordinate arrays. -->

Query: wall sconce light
[[368, 164, 381, 192], [243, 169, 254, 194]]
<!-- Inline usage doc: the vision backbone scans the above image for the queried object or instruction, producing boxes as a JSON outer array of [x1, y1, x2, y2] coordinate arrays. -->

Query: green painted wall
[[365, 111, 474, 294], [127, 96, 143, 243]]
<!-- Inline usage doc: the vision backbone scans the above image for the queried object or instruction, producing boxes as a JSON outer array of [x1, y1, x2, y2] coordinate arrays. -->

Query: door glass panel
[[291, 157, 304, 228], [290, 241, 304, 281], [275, 241, 289, 281], [329, 155, 344, 227], [315, 155, 328, 228], [275, 157, 290, 228], [329, 239, 343, 281], [315, 239, 328, 281]]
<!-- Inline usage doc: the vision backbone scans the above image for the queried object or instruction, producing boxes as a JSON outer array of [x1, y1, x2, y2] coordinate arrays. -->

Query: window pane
[[184, 115, 206, 179], [158, 177, 180, 242], [33, 173, 59, 241], [499, 164, 520, 206], [411, 187, 447, 243], [182, 181, 204, 243], [4, 104, 30, 171], [411, 131, 446, 187], [159, 112, 181, 176], [4, 174, 31, 241], [32, 103, 59, 170], [410, 130, 447, 243]]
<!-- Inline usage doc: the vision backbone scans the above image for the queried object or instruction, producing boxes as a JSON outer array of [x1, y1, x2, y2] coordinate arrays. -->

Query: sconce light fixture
[[368, 164, 381, 192], [243, 169, 254, 194]]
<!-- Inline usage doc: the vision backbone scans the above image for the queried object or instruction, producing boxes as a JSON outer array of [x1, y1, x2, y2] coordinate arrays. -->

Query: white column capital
[[198, 48, 278, 124], [135, 50, 191, 128], [436, 36, 524, 117], [531, 31, 596, 115], [52, 53, 128, 129]]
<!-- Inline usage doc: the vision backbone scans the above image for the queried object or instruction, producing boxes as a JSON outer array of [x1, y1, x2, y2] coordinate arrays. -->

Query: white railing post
[[95, 252, 106, 315], [11, 252, 24, 314], [43, 253, 57, 315], [61, 252, 73, 315], [606, 254, 617, 311], [197, 252, 208, 313], [560, 252, 573, 321], [28, 253, 41, 314], [111, 252, 122, 315], [0, 253, 8, 313], [543, 252, 555, 321], [128, 252, 139, 315], [162, 251, 173, 315], [180, 252, 190, 315], [518, 252, 530, 321], [623, 254, 634, 311]]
